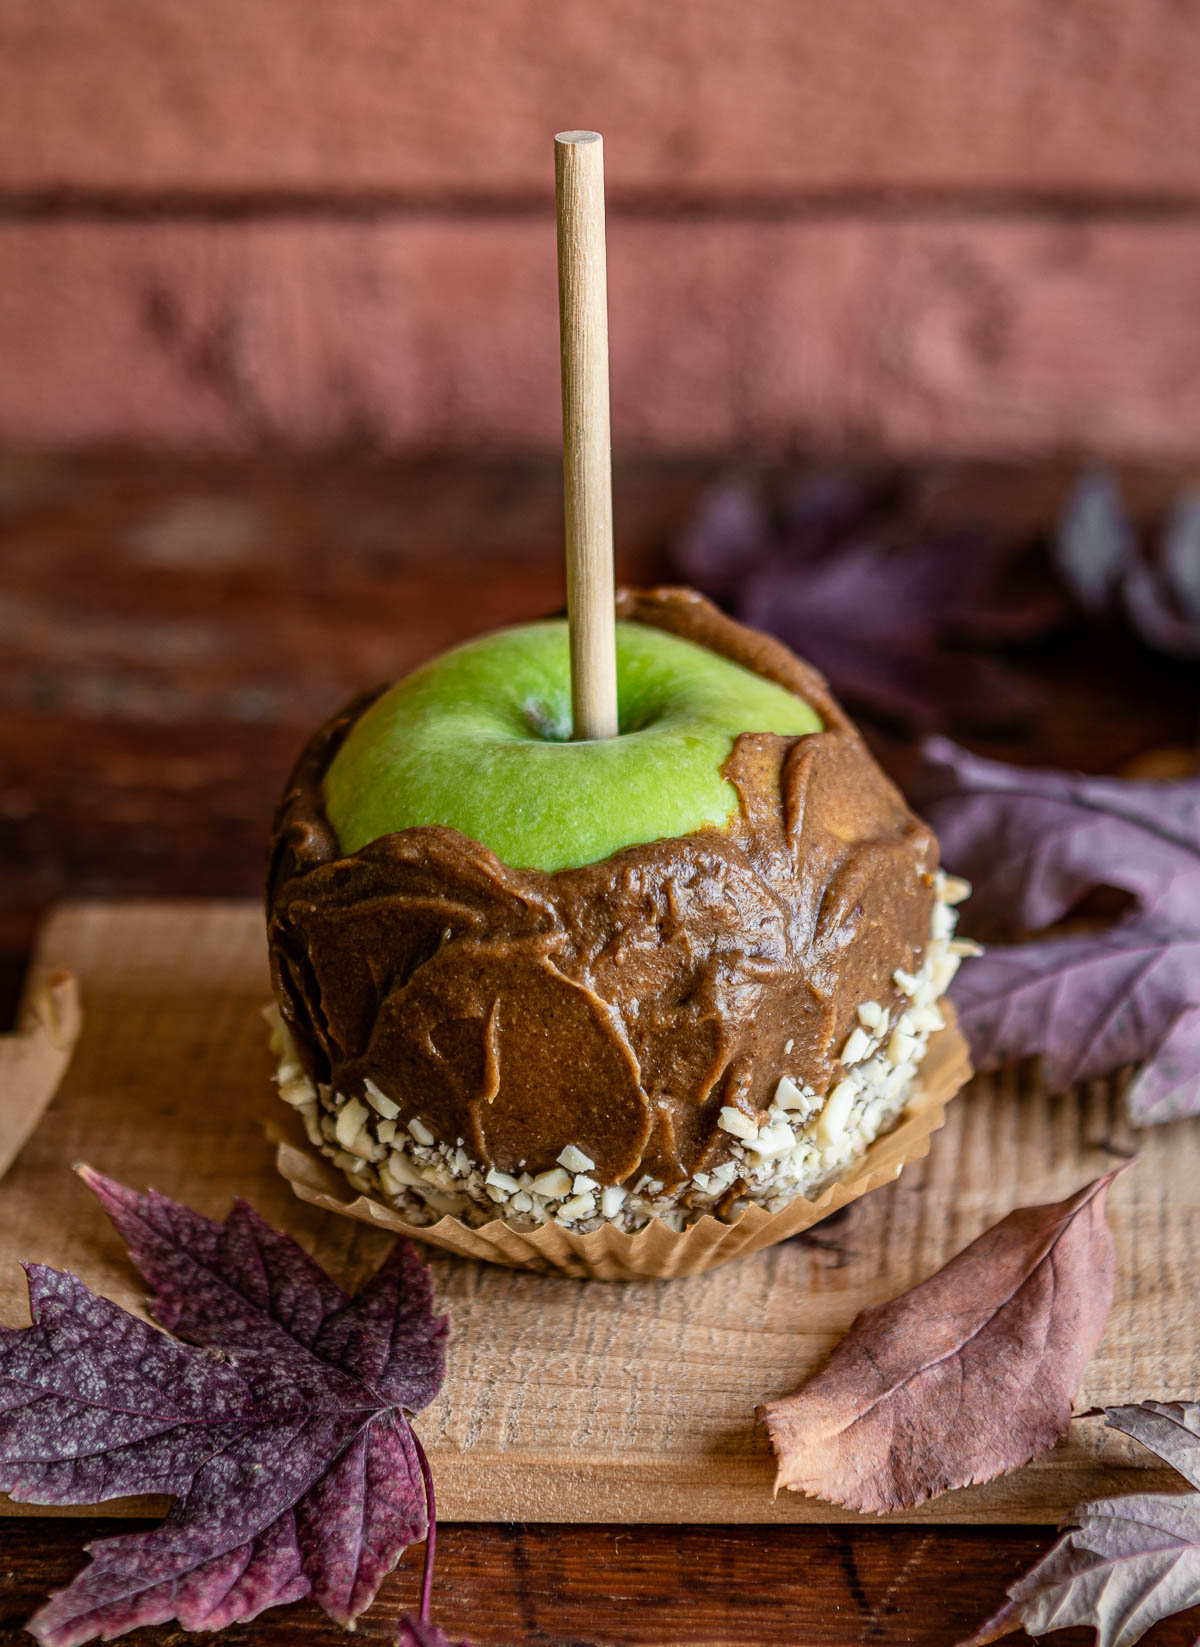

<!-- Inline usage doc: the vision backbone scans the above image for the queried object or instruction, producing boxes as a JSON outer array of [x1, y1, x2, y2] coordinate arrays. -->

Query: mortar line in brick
[[3, 185, 1200, 225]]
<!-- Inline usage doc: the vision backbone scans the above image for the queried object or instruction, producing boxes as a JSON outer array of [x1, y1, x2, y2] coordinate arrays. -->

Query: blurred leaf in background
[[672, 467, 1200, 736]]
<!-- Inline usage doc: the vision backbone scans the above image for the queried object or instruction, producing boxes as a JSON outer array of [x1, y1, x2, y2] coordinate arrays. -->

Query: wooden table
[[1, 451, 1197, 1647]]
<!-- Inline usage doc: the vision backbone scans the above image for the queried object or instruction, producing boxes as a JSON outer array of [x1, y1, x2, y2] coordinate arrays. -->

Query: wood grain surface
[[11, 898, 1193, 1526], [9, 1517, 1196, 1647], [2, 454, 1199, 1645]]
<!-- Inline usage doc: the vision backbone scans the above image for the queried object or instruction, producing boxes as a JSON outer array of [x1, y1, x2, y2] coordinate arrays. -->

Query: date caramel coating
[[266, 587, 937, 1190]]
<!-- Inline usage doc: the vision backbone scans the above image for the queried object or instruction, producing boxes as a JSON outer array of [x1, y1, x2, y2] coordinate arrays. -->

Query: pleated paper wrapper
[[274, 1015, 972, 1281]]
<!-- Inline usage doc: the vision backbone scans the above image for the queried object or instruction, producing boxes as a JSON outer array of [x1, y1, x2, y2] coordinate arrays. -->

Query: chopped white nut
[[572, 1173, 599, 1195], [510, 1191, 533, 1213], [601, 1185, 628, 1218], [893, 967, 920, 997], [557, 1144, 595, 1173], [407, 1117, 436, 1147], [931, 901, 957, 940], [905, 1003, 945, 1034], [816, 1079, 858, 1148], [377, 1160, 404, 1198], [334, 1097, 369, 1151], [744, 1122, 796, 1159], [279, 1075, 315, 1108], [557, 1192, 596, 1222], [363, 1077, 400, 1120], [941, 874, 971, 905], [841, 1026, 872, 1066], [485, 1168, 521, 1195], [928, 947, 961, 997], [857, 1000, 885, 1032], [884, 1062, 911, 1101], [717, 1105, 758, 1141], [949, 938, 984, 957], [773, 1075, 808, 1111], [387, 1149, 428, 1188], [887, 1029, 920, 1066], [531, 1167, 572, 1198], [783, 1037, 794, 1055], [422, 1188, 469, 1218]]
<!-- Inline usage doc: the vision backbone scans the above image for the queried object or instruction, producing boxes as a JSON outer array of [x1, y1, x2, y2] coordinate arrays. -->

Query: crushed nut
[[841, 1026, 872, 1065], [363, 1077, 400, 1120], [816, 1078, 857, 1148], [717, 1106, 758, 1142], [887, 1029, 920, 1066], [857, 1000, 886, 1032], [531, 1167, 572, 1198], [485, 1168, 521, 1194], [334, 1097, 369, 1151], [773, 1075, 809, 1112]]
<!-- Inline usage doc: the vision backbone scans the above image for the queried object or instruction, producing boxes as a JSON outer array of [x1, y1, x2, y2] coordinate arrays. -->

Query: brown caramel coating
[[266, 588, 937, 1189]]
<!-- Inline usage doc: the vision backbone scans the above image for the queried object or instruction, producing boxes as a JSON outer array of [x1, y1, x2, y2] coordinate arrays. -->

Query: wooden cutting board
[[1, 900, 1195, 1525]]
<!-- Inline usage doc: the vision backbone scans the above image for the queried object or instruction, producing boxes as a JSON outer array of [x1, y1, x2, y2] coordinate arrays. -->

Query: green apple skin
[[322, 619, 821, 873]]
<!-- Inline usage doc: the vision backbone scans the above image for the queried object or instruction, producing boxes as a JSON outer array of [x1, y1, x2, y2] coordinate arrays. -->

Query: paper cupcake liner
[[272, 1013, 972, 1281]]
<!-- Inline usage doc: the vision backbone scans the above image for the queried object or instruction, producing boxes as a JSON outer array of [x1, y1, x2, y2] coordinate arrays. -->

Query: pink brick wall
[[2, 0, 1199, 455]]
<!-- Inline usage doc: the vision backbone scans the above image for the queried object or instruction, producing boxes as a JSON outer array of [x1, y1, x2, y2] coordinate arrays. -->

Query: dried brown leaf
[[963, 1401, 1200, 1647], [758, 1170, 1125, 1514]]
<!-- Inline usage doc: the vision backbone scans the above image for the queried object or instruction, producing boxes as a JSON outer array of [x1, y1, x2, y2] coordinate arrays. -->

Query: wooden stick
[[555, 129, 618, 741]]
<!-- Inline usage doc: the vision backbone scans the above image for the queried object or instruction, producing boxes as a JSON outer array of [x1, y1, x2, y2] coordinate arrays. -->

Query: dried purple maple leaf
[[963, 1401, 1200, 1646], [758, 1171, 1123, 1514], [398, 1623, 451, 1646], [0, 1169, 447, 1646], [913, 737, 1200, 1122], [673, 474, 1062, 731], [399, 1620, 470, 1647]]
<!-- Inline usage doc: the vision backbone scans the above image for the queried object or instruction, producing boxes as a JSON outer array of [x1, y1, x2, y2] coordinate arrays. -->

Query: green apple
[[323, 619, 821, 872]]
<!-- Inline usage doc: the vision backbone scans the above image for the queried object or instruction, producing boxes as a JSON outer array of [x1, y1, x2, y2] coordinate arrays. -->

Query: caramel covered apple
[[266, 586, 971, 1235]]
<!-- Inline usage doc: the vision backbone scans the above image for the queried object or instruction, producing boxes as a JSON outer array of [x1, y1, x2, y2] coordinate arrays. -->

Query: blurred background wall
[[1, 0, 1198, 458]]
